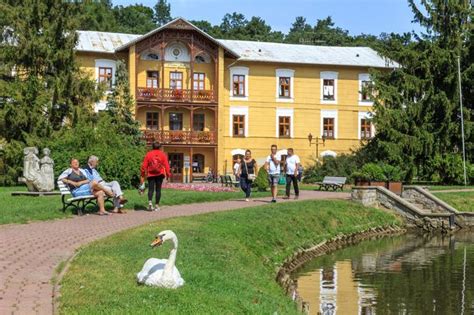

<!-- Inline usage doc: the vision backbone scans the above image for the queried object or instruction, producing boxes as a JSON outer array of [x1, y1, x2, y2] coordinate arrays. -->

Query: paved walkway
[[0, 190, 349, 314]]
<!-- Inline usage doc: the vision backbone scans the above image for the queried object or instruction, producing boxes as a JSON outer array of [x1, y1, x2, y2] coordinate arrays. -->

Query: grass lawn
[[433, 191, 474, 212], [0, 186, 272, 225], [59, 200, 401, 314], [426, 185, 474, 191]]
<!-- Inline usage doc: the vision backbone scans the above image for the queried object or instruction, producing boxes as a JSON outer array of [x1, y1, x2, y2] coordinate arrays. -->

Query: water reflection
[[294, 232, 474, 315]]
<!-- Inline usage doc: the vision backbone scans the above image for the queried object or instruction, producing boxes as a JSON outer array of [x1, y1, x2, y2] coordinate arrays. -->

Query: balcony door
[[170, 72, 183, 90], [168, 153, 184, 182]]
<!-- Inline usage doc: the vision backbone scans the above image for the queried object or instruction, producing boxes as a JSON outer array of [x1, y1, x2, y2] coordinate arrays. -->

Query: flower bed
[[163, 183, 236, 192]]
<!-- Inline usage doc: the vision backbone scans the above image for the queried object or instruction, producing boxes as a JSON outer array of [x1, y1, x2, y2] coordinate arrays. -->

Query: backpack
[[148, 153, 164, 174]]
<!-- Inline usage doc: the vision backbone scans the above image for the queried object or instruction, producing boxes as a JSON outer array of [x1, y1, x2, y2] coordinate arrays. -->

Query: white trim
[[320, 109, 338, 139], [276, 108, 294, 138], [358, 111, 374, 140], [276, 149, 288, 159], [231, 149, 246, 156], [229, 106, 249, 137], [229, 66, 249, 101], [358, 73, 374, 106], [95, 59, 116, 90], [275, 69, 295, 102], [320, 71, 338, 104], [320, 150, 337, 157]]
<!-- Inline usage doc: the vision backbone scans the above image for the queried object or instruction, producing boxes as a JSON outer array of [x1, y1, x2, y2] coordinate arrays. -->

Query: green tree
[[114, 4, 156, 34], [76, 0, 116, 32], [106, 60, 140, 141], [365, 0, 473, 183], [153, 0, 172, 26]]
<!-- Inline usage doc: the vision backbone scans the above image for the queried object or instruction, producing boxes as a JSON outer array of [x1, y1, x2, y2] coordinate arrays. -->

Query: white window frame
[[358, 73, 374, 106], [320, 150, 337, 158], [95, 59, 116, 91], [275, 69, 295, 102], [358, 111, 374, 140], [275, 108, 294, 138], [229, 106, 249, 137], [320, 109, 338, 139], [229, 66, 249, 101], [320, 71, 338, 104]]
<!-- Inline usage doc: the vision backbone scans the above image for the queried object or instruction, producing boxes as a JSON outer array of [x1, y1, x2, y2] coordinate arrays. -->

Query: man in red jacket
[[140, 142, 171, 211]]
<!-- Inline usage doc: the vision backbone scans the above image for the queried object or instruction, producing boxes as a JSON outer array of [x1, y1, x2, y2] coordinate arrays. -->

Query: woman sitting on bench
[[58, 158, 114, 216]]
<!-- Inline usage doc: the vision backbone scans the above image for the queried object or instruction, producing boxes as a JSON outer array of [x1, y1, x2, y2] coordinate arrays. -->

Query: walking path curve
[[0, 190, 349, 314]]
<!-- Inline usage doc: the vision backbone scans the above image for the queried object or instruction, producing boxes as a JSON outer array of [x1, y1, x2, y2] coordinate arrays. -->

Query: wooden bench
[[316, 176, 347, 191], [225, 175, 240, 188], [58, 181, 112, 216]]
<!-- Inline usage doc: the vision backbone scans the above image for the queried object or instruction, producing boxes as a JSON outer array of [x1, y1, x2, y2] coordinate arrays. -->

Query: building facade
[[75, 18, 396, 182]]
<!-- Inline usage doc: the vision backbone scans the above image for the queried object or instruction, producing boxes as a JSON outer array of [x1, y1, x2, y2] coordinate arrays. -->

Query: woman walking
[[238, 149, 257, 202], [139, 142, 171, 211]]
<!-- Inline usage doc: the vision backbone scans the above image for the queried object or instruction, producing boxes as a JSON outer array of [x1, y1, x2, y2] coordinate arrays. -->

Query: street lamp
[[308, 133, 326, 162]]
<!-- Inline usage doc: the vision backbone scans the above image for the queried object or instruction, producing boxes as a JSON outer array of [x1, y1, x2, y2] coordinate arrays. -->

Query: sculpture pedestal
[[11, 191, 61, 197]]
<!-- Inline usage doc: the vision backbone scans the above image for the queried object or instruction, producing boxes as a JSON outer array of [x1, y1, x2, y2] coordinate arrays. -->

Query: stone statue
[[40, 148, 55, 191], [21, 147, 55, 192]]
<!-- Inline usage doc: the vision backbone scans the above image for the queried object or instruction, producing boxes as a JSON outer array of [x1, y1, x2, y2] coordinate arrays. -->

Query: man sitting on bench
[[58, 158, 113, 216], [84, 155, 127, 214]]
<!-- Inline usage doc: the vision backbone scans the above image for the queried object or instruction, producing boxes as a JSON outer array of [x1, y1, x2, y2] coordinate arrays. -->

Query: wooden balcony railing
[[137, 88, 216, 103], [143, 130, 217, 145]]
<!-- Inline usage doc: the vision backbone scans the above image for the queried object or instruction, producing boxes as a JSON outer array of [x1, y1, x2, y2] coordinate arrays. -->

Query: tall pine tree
[[366, 0, 473, 183], [153, 0, 172, 26]]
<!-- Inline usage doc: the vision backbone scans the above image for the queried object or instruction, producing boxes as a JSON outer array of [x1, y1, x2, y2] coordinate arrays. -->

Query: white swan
[[136, 230, 185, 289]]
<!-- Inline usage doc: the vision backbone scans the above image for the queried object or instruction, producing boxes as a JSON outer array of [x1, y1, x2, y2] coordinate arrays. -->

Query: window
[[323, 118, 335, 139], [279, 77, 291, 98], [193, 113, 205, 131], [146, 112, 159, 130], [361, 81, 372, 101], [146, 71, 159, 88], [360, 118, 372, 139], [279, 116, 291, 137], [170, 72, 183, 90], [193, 73, 205, 91], [232, 115, 245, 137], [169, 113, 183, 130], [232, 75, 245, 96], [320, 71, 338, 103], [98, 67, 113, 89], [323, 79, 335, 100]]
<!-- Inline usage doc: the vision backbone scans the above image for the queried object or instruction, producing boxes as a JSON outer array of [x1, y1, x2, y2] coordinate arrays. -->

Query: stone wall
[[402, 186, 457, 214]]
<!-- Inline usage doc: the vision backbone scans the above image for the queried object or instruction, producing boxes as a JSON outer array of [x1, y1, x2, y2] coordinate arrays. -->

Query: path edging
[[275, 224, 406, 313]]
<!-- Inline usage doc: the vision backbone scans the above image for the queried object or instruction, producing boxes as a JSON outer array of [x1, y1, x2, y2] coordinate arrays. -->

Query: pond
[[294, 232, 474, 315]]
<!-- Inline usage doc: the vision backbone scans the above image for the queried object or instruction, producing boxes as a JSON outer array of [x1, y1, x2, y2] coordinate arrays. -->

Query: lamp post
[[308, 133, 326, 162]]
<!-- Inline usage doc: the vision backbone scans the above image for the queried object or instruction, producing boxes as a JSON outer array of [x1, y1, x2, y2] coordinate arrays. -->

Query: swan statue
[[136, 230, 185, 289]]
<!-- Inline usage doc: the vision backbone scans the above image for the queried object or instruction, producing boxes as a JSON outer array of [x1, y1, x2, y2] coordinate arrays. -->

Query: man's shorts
[[268, 174, 279, 187]]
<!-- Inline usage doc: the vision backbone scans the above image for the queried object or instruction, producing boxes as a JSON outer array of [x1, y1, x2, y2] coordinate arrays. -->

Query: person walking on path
[[283, 148, 300, 199], [140, 142, 171, 211], [238, 150, 257, 202], [264, 144, 281, 203]]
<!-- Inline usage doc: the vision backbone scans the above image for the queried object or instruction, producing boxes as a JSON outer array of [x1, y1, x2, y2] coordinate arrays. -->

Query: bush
[[359, 163, 387, 181], [428, 153, 466, 185], [253, 167, 269, 191], [302, 154, 360, 184], [46, 115, 147, 189], [381, 163, 404, 181]]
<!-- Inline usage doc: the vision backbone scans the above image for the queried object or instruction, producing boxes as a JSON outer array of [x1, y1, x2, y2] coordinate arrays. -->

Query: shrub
[[381, 163, 404, 181], [429, 153, 466, 185], [254, 167, 269, 191], [46, 115, 146, 189], [360, 163, 387, 181]]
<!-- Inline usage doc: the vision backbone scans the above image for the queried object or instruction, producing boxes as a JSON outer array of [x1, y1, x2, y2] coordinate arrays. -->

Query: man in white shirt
[[284, 148, 300, 199], [264, 144, 280, 203]]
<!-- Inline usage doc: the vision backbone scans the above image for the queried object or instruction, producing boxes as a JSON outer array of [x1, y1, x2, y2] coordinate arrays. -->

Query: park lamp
[[307, 133, 326, 145]]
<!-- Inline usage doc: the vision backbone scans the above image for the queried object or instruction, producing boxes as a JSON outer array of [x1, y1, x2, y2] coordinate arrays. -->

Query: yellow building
[[75, 18, 396, 182]]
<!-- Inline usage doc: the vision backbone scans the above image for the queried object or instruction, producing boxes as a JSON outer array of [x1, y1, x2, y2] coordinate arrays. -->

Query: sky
[[112, 0, 424, 36]]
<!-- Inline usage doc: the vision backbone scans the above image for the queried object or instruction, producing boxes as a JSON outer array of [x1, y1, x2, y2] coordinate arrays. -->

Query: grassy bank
[[433, 191, 474, 212], [0, 186, 271, 225], [59, 200, 401, 314]]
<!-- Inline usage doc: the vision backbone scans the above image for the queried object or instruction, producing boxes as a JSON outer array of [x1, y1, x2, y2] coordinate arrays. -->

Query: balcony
[[143, 130, 217, 145], [137, 88, 216, 103]]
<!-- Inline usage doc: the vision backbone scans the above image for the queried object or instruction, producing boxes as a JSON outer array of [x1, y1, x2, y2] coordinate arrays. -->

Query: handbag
[[244, 160, 256, 181], [278, 174, 286, 185]]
